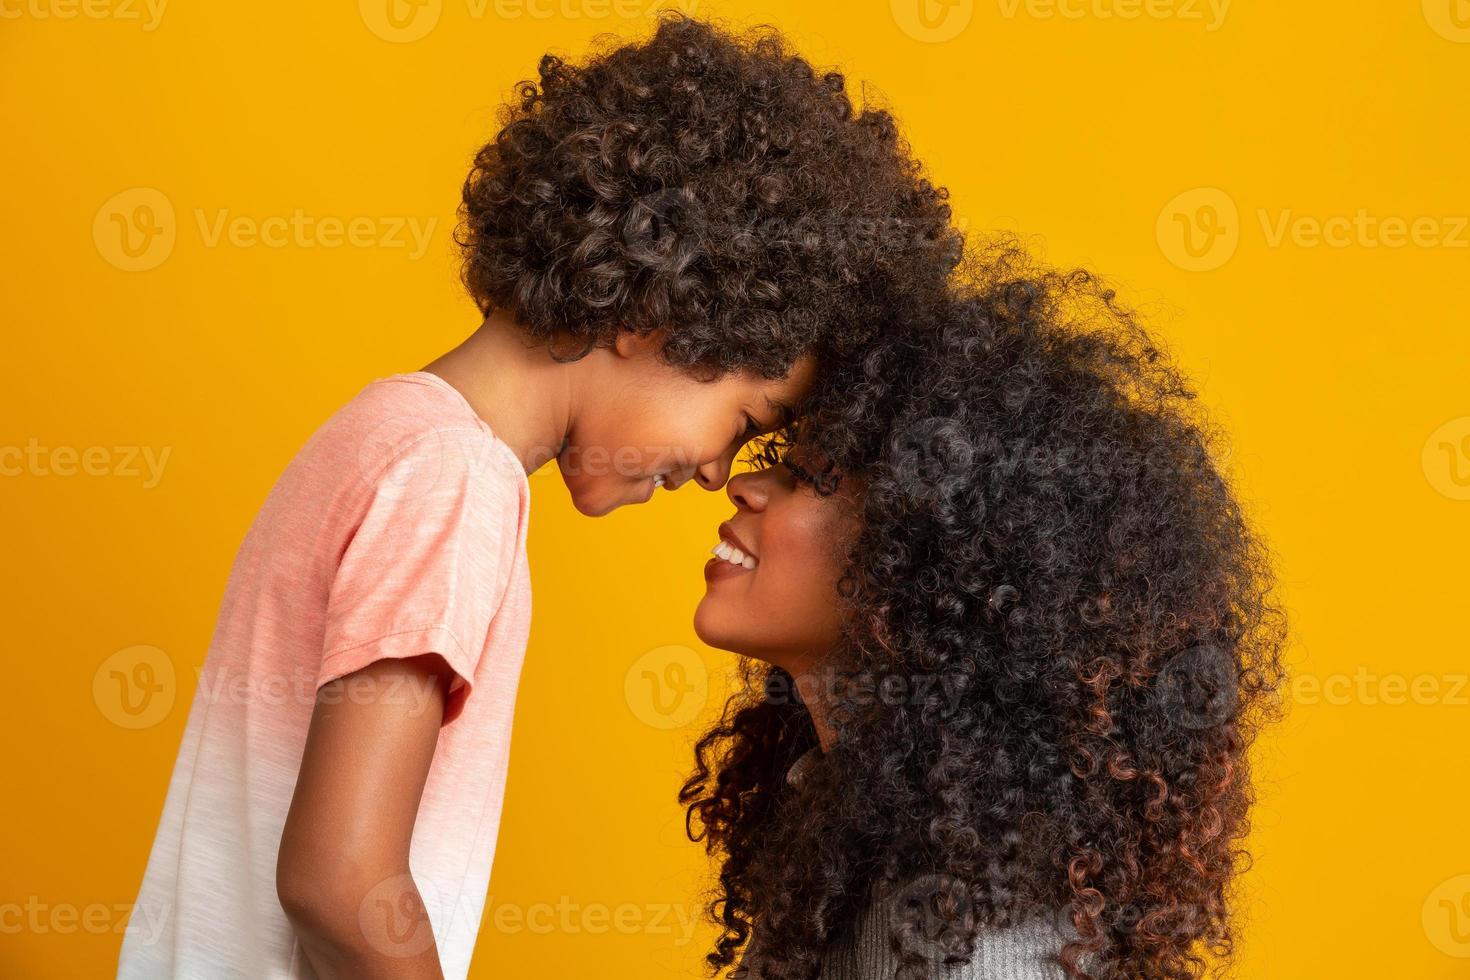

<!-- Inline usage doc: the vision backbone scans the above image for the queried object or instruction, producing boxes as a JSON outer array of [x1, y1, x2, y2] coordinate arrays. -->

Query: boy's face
[[559, 333, 815, 516]]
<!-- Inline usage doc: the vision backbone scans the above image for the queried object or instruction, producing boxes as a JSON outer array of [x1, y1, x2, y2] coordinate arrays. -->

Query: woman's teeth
[[711, 540, 757, 570]]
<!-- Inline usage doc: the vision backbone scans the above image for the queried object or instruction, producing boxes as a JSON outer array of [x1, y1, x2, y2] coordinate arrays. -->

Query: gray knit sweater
[[735, 750, 1072, 980]]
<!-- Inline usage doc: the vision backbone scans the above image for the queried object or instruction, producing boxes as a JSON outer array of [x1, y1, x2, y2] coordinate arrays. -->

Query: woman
[[681, 249, 1287, 980]]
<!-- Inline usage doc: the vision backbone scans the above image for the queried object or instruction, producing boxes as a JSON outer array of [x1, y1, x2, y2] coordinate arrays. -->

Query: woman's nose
[[726, 469, 769, 512]]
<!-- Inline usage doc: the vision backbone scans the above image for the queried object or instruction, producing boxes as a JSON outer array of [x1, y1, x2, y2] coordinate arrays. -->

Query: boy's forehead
[[758, 354, 818, 420], [772, 353, 818, 396]]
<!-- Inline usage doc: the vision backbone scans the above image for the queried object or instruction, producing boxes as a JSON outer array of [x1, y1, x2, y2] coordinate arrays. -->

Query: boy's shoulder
[[336, 370, 483, 433], [301, 371, 526, 506]]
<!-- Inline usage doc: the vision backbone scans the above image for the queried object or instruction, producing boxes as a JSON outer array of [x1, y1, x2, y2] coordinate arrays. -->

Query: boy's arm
[[277, 653, 455, 980]]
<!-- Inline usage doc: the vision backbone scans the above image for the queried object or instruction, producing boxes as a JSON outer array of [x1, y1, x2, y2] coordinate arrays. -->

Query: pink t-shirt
[[118, 371, 532, 980]]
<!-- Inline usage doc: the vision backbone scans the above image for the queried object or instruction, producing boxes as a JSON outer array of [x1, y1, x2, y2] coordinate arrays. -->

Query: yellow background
[[2, 0, 1467, 977]]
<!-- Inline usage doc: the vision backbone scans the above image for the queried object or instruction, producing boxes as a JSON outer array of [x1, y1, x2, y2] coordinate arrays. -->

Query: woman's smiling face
[[693, 455, 860, 671]]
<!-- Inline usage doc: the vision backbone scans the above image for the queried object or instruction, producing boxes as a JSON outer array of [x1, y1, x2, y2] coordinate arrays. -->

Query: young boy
[[117, 15, 959, 980]]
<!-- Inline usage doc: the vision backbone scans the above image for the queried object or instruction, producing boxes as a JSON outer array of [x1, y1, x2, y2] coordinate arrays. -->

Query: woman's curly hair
[[457, 14, 962, 379], [681, 244, 1288, 979]]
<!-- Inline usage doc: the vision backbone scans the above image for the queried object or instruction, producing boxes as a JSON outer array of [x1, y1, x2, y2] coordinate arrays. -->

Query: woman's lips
[[705, 521, 758, 582], [703, 554, 749, 583], [717, 521, 757, 560]]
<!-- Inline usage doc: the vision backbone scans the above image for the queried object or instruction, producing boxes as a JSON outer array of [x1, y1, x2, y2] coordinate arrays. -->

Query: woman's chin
[[693, 598, 744, 655]]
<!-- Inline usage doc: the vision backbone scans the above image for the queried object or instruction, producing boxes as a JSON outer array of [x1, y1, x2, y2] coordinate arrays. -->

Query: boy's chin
[[561, 471, 656, 517], [568, 491, 619, 517], [563, 478, 631, 517]]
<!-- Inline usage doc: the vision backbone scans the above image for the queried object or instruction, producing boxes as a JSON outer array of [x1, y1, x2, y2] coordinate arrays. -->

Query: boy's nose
[[692, 443, 741, 490]]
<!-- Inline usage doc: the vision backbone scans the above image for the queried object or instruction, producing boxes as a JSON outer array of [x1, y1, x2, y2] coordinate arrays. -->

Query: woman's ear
[[612, 328, 667, 360]]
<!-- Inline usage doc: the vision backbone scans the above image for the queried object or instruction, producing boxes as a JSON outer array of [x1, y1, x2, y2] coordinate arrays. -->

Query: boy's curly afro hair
[[683, 244, 1288, 979], [457, 14, 962, 379]]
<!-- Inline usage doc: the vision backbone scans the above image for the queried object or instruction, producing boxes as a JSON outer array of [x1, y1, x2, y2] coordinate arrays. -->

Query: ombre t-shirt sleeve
[[317, 421, 525, 725]]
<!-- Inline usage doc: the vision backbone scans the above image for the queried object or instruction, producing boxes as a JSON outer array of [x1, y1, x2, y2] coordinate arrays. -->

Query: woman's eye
[[742, 413, 762, 437], [781, 455, 813, 483]]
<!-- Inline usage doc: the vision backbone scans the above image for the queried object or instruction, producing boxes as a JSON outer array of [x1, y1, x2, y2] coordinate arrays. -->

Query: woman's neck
[[807, 702, 838, 753]]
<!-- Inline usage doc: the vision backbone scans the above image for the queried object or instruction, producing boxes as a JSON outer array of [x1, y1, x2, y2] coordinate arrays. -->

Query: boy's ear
[[612, 328, 666, 360]]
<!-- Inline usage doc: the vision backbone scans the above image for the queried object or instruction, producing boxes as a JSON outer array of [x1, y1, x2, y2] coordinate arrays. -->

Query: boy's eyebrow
[[764, 394, 795, 428]]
